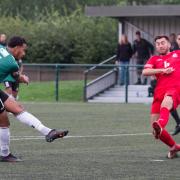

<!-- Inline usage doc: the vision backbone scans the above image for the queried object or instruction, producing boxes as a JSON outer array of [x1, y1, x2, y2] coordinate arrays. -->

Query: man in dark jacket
[[169, 33, 179, 51], [133, 31, 154, 85]]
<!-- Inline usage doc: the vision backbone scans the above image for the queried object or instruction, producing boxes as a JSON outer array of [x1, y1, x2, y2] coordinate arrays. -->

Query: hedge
[[0, 11, 118, 64]]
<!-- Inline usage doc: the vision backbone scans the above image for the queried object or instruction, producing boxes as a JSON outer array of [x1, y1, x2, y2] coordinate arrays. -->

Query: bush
[[0, 11, 118, 64]]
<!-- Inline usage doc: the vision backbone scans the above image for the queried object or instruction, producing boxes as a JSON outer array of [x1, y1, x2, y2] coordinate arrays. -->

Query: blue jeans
[[119, 61, 129, 85]]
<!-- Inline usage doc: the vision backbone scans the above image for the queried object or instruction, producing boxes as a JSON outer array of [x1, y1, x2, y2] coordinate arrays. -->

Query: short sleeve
[[144, 56, 156, 69]]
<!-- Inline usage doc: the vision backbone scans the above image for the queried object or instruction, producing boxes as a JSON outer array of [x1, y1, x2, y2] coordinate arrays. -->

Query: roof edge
[[85, 5, 180, 17]]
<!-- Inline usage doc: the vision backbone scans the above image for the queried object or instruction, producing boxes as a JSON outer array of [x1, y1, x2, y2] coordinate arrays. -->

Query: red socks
[[156, 107, 175, 147], [159, 129, 175, 147], [158, 107, 170, 128]]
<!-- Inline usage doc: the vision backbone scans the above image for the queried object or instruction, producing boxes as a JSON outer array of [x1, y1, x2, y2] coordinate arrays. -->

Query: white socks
[[0, 112, 51, 157], [15, 111, 51, 136], [0, 128, 10, 157]]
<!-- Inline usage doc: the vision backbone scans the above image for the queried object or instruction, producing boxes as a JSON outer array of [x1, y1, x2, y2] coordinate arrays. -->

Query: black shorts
[[4, 81, 19, 92], [0, 90, 9, 113]]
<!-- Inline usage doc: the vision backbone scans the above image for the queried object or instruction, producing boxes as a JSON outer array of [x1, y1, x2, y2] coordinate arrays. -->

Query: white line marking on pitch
[[66, 133, 151, 138], [150, 159, 164, 162], [10, 132, 151, 141]]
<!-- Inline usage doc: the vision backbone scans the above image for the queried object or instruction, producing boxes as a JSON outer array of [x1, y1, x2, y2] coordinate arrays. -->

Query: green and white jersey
[[3, 74, 16, 82], [3, 59, 23, 82], [0, 45, 19, 82]]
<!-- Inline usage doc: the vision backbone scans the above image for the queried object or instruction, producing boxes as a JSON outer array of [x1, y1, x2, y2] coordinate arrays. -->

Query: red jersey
[[144, 50, 180, 91]]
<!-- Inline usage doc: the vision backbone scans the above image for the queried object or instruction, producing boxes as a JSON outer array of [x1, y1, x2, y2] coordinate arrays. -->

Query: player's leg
[[0, 111, 22, 162], [150, 114, 159, 124], [3, 95, 68, 142], [0, 111, 10, 157], [152, 95, 172, 139], [152, 95, 180, 158], [153, 95, 173, 130], [171, 109, 180, 135], [151, 112, 176, 156], [0, 91, 22, 162], [150, 99, 161, 138]]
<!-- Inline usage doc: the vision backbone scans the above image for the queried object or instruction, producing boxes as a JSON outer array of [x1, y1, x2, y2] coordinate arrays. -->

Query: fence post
[[83, 70, 88, 102], [115, 67, 119, 85], [117, 64, 120, 85], [55, 65, 59, 102], [125, 65, 128, 103]]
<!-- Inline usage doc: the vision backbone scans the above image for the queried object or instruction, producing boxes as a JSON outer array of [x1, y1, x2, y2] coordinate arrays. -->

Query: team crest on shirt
[[172, 53, 178, 58], [164, 61, 170, 68]]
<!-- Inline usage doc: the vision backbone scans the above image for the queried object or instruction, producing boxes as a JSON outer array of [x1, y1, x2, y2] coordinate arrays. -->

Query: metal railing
[[83, 55, 118, 101], [22, 63, 144, 102], [23, 63, 119, 102]]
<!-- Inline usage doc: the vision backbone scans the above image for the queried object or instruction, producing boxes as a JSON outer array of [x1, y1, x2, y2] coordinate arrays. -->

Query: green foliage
[[0, 10, 118, 64]]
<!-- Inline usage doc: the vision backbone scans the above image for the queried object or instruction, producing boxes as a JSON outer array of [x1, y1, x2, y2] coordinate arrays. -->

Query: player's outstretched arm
[[142, 68, 164, 76], [142, 67, 174, 76]]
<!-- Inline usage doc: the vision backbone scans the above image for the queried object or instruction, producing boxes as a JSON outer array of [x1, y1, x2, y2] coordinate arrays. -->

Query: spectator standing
[[176, 33, 180, 50], [133, 31, 154, 85], [116, 34, 133, 85], [0, 34, 7, 46], [169, 33, 179, 51]]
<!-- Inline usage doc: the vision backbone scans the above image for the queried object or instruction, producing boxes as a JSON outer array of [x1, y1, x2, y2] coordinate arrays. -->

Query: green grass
[[7, 80, 84, 102], [59, 80, 84, 102], [1, 103, 180, 180]]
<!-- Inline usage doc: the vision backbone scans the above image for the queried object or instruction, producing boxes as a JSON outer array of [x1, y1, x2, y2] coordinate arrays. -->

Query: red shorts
[[151, 87, 180, 114]]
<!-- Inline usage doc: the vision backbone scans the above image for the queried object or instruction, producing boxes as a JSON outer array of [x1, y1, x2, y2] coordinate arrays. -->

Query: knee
[[13, 104, 24, 114], [10, 102, 24, 115], [4, 98, 24, 114], [161, 96, 173, 110]]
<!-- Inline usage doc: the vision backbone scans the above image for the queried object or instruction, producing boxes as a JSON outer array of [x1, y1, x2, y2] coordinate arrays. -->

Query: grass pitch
[[1, 103, 180, 180]]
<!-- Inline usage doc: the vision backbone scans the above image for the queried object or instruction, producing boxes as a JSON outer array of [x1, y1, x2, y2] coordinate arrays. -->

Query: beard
[[159, 49, 169, 55]]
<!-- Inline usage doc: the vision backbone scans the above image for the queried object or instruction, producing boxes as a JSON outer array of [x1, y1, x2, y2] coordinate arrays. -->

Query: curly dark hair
[[8, 36, 27, 48]]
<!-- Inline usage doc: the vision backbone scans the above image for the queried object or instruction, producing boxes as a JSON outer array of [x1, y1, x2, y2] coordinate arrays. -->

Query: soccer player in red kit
[[142, 35, 180, 159]]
